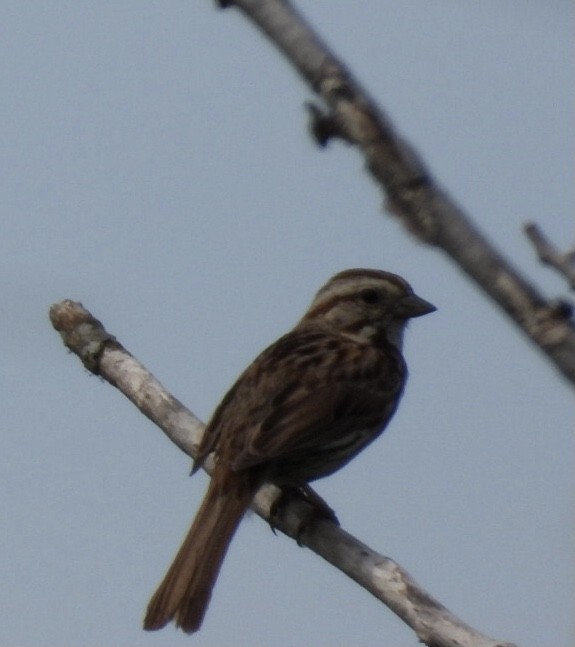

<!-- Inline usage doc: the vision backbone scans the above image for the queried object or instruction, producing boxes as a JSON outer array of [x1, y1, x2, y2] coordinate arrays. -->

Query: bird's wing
[[194, 327, 403, 476]]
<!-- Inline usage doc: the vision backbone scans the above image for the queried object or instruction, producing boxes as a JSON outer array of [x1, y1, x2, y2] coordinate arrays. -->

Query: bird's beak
[[398, 294, 437, 318]]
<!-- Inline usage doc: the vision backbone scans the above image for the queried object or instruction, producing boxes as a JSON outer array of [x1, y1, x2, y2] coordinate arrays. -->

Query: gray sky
[[2, 2, 573, 646]]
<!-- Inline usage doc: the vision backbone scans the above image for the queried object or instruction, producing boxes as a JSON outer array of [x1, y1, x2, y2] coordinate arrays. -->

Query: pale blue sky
[[1, 2, 573, 646]]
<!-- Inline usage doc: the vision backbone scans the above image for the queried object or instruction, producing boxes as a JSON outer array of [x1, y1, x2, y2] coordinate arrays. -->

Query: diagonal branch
[[214, 0, 575, 385], [49, 299, 517, 647]]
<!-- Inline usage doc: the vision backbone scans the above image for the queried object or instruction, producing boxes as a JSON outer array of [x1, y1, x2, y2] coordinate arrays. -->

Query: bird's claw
[[269, 485, 339, 545]]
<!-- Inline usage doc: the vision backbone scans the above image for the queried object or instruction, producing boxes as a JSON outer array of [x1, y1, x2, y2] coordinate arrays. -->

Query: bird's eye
[[360, 289, 380, 305]]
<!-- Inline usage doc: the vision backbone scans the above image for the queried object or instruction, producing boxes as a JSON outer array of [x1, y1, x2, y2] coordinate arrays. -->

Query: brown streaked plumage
[[143, 268, 435, 633]]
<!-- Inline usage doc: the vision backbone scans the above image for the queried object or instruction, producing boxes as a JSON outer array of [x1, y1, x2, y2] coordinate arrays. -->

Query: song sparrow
[[143, 268, 435, 633]]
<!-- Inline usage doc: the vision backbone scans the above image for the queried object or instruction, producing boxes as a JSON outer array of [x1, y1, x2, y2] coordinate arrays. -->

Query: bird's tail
[[143, 469, 255, 633]]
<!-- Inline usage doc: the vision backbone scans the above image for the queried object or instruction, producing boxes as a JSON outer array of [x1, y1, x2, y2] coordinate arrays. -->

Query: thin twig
[[525, 222, 575, 290], [49, 299, 518, 647]]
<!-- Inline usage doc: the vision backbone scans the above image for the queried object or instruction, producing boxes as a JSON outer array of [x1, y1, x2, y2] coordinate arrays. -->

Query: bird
[[143, 268, 435, 633]]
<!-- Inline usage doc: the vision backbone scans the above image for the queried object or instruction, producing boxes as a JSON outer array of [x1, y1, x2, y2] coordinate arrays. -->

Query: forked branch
[[50, 299, 517, 647], [525, 223, 575, 290], [216, 0, 575, 384]]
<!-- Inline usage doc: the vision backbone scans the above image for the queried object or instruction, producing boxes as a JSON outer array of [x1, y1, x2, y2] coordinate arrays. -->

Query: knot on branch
[[306, 102, 352, 146]]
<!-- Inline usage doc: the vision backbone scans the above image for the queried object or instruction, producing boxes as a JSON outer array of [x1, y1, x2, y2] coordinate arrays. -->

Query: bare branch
[[215, 0, 575, 385], [50, 300, 518, 647], [525, 222, 575, 290]]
